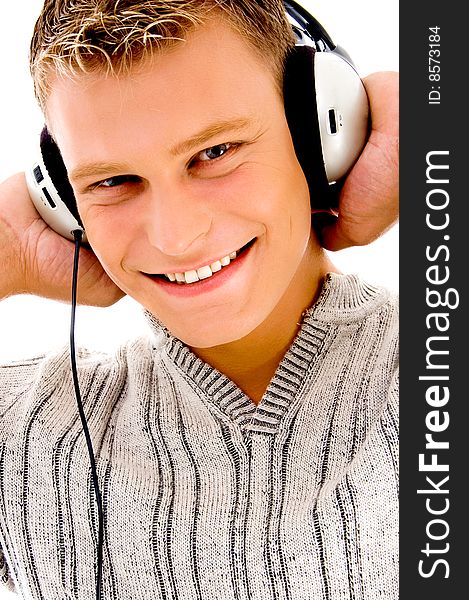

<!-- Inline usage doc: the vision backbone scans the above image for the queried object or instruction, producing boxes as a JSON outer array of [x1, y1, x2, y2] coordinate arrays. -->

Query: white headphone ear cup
[[313, 52, 369, 182], [25, 129, 87, 242]]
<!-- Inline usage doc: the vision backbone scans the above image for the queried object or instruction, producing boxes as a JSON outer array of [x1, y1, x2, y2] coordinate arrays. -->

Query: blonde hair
[[30, 0, 296, 111]]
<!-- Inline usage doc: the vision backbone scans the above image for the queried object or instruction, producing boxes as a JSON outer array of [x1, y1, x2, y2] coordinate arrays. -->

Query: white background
[[0, 0, 397, 590], [0, 0, 399, 366]]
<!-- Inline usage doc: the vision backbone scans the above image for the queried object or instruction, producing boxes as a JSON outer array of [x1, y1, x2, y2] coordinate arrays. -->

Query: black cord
[[71, 230, 104, 600]]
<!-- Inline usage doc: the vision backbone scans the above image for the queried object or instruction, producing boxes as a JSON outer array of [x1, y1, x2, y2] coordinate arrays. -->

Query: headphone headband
[[284, 0, 336, 51]]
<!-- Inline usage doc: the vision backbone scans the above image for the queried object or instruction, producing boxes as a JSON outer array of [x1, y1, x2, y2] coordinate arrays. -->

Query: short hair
[[30, 0, 296, 111]]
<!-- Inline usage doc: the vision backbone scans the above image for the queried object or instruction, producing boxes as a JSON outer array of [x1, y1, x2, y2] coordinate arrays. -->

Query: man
[[0, 1, 398, 598]]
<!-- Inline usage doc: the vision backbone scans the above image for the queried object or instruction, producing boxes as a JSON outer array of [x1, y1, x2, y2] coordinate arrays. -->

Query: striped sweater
[[0, 273, 398, 599]]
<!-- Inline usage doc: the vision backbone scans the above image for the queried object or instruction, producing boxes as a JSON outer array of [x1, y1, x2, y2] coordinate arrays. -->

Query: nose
[[143, 182, 212, 256]]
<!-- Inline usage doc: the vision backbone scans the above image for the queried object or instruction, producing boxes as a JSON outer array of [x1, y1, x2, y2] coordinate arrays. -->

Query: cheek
[[198, 159, 309, 223], [80, 208, 133, 277], [194, 164, 263, 208]]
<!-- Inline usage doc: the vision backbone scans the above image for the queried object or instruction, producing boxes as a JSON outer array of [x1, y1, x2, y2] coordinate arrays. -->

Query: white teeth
[[184, 270, 199, 284], [197, 265, 212, 280], [164, 246, 244, 284]]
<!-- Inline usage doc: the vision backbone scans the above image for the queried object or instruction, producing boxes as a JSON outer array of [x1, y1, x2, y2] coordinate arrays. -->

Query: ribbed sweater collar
[[143, 274, 391, 431], [306, 272, 390, 323]]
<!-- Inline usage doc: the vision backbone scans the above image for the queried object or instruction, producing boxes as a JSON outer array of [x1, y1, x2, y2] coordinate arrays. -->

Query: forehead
[[45, 17, 277, 123]]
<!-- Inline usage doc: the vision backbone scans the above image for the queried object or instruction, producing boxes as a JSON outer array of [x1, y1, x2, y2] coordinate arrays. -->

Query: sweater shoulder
[[0, 335, 159, 417]]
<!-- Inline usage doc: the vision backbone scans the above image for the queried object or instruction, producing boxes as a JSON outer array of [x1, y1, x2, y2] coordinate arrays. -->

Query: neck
[[191, 244, 337, 404]]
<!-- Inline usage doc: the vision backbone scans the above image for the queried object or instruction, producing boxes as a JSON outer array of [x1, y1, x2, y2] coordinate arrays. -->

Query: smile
[[159, 240, 255, 285], [165, 251, 237, 284]]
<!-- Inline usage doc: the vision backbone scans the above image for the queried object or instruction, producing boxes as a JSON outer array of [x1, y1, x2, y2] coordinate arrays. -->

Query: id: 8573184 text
[[428, 26, 441, 105]]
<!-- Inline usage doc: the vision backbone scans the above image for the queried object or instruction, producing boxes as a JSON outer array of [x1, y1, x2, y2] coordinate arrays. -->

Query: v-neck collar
[[145, 273, 389, 433]]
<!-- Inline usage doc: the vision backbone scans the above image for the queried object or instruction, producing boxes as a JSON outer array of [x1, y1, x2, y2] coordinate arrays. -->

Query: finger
[[362, 71, 399, 136], [75, 246, 126, 307], [318, 72, 399, 251], [24, 224, 125, 307], [318, 146, 399, 250]]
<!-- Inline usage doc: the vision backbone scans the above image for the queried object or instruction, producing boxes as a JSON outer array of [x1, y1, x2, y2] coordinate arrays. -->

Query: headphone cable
[[71, 230, 104, 600]]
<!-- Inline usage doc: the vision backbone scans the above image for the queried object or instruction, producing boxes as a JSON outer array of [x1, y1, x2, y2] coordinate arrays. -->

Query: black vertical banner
[[400, 3, 467, 598]]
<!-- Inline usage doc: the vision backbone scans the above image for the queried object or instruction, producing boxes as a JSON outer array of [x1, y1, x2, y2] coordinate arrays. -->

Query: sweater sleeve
[[0, 357, 44, 415], [0, 547, 16, 594], [0, 359, 43, 595]]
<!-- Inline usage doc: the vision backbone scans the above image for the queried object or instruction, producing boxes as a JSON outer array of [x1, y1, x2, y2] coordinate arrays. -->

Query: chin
[[173, 325, 250, 350], [165, 310, 263, 350]]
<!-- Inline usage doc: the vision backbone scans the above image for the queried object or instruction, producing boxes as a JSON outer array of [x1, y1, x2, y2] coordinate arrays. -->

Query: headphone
[[25, 0, 369, 242]]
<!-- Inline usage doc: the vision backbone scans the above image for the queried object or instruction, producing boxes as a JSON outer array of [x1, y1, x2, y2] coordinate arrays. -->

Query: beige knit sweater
[[0, 273, 398, 599]]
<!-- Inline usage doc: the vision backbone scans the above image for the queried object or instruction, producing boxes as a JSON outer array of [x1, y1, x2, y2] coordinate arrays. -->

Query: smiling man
[[48, 15, 333, 403], [0, 1, 398, 598]]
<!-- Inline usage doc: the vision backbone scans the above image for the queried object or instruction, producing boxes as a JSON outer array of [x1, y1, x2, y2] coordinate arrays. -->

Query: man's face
[[47, 18, 323, 348]]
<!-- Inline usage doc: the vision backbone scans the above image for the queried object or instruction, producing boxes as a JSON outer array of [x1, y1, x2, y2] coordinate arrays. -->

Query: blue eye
[[96, 175, 140, 188], [197, 143, 233, 162]]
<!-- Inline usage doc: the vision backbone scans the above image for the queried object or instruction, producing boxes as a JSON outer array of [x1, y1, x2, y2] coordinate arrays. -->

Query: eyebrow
[[69, 161, 131, 185], [169, 117, 253, 157], [69, 117, 254, 185]]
